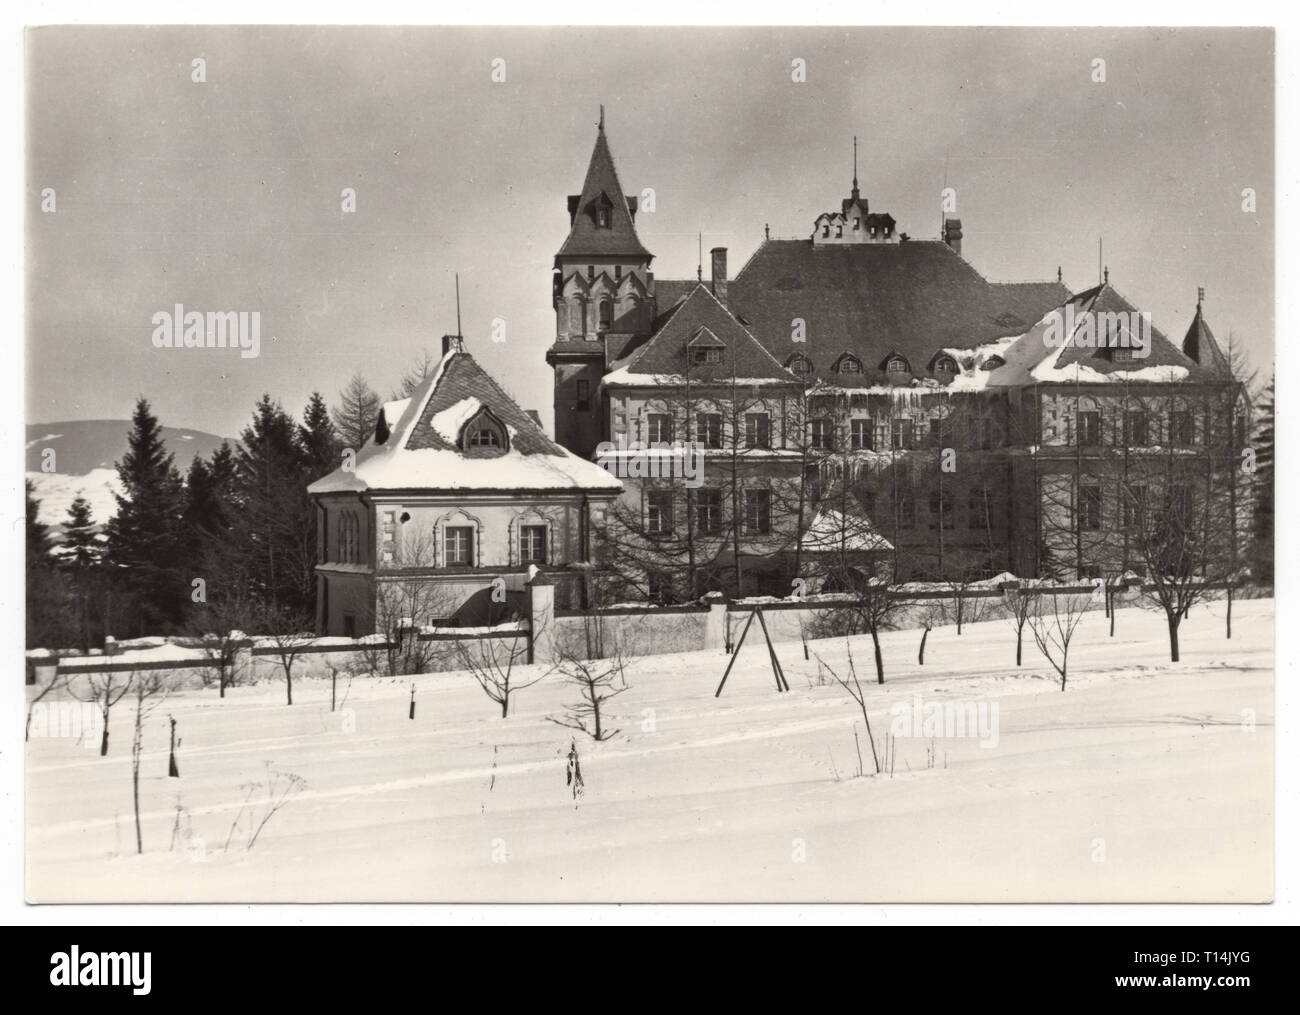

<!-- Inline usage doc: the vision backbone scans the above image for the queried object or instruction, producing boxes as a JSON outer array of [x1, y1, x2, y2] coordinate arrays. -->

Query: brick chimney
[[441, 334, 463, 356], [710, 247, 728, 306], [943, 218, 963, 256]]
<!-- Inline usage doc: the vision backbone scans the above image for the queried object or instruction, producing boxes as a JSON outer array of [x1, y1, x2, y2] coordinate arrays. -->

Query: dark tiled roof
[[726, 238, 1071, 379], [1051, 284, 1214, 379], [555, 126, 651, 261], [407, 352, 561, 454], [1181, 305, 1231, 378], [608, 283, 799, 383]]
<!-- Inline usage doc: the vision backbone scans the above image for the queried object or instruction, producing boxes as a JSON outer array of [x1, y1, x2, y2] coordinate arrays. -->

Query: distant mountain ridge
[[26, 420, 238, 529]]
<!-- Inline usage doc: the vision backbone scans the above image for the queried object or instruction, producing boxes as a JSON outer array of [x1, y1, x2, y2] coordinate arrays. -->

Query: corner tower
[[546, 109, 654, 459]]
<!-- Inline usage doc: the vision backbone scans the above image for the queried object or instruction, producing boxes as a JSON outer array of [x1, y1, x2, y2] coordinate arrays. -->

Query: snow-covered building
[[545, 115, 1248, 588], [307, 336, 623, 636]]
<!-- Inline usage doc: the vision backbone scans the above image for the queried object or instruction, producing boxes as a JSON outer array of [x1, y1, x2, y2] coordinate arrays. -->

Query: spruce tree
[[299, 391, 341, 479], [234, 395, 315, 615], [104, 398, 188, 634]]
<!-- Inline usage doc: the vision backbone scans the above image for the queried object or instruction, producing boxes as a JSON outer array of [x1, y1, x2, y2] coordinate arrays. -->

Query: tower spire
[[1197, 285, 1205, 311], [851, 135, 860, 200], [598, 104, 604, 132]]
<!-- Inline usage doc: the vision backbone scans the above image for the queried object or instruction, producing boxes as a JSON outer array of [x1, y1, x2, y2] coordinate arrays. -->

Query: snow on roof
[[800, 508, 893, 553], [309, 349, 623, 496]]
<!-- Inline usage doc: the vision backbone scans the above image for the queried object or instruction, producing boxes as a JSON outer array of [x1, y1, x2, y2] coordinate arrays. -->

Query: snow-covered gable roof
[[603, 283, 801, 388], [308, 348, 623, 496], [801, 507, 893, 553]]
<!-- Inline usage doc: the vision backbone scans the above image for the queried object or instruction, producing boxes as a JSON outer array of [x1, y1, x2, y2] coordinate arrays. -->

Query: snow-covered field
[[26, 600, 1273, 903]]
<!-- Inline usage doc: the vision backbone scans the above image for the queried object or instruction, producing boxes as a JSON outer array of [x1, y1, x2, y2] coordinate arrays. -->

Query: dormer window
[[692, 347, 722, 365], [461, 408, 508, 455], [886, 356, 909, 374], [787, 354, 814, 377], [870, 226, 877, 237], [853, 218, 860, 230], [933, 354, 958, 375], [822, 224, 830, 238], [836, 355, 863, 374], [597, 208, 610, 227], [835, 224, 843, 237]]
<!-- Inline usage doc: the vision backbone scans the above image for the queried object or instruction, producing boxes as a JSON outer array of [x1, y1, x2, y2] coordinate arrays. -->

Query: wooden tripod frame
[[715, 607, 791, 697]]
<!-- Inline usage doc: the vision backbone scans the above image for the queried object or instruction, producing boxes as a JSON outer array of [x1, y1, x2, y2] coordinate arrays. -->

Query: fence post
[[528, 574, 557, 665], [703, 592, 727, 652], [232, 637, 254, 685]]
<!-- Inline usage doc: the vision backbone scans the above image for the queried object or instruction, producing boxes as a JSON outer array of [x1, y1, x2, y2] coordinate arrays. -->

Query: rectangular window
[[810, 419, 834, 450], [646, 490, 674, 534], [520, 525, 547, 564], [744, 489, 771, 535], [892, 418, 913, 450], [1077, 410, 1101, 447], [1123, 485, 1146, 530], [927, 491, 954, 530], [381, 511, 395, 564], [696, 488, 722, 536], [575, 379, 590, 412], [1169, 411, 1193, 447], [851, 418, 873, 450], [691, 346, 722, 365], [614, 265, 622, 280], [444, 526, 474, 566], [853, 217, 860, 230], [1078, 486, 1102, 531], [1125, 410, 1149, 447], [745, 412, 771, 449], [646, 413, 673, 444], [696, 412, 723, 449], [647, 571, 673, 606], [928, 419, 944, 448], [342, 613, 357, 638]]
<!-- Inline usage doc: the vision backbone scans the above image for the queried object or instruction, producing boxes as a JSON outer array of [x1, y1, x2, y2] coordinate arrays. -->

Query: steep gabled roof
[[1182, 303, 1231, 378], [603, 283, 800, 387], [727, 238, 1071, 379], [555, 122, 651, 261], [308, 348, 622, 495], [985, 284, 1216, 387]]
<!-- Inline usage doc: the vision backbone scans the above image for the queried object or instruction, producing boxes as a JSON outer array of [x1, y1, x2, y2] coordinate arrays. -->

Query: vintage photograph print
[[24, 26, 1273, 902]]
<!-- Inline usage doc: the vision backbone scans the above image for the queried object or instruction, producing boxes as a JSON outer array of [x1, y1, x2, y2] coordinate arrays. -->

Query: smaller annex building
[[307, 336, 624, 636]]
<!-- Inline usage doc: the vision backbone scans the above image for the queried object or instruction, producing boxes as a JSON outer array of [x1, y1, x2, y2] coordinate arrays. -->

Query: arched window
[[837, 355, 862, 374], [787, 354, 813, 377], [336, 514, 346, 563], [933, 354, 958, 375], [599, 298, 613, 330], [886, 356, 909, 374], [571, 299, 585, 337], [461, 408, 508, 455]]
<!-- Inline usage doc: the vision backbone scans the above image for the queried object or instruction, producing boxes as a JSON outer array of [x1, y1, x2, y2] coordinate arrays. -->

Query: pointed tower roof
[[1182, 289, 1231, 377], [556, 112, 652, 262]]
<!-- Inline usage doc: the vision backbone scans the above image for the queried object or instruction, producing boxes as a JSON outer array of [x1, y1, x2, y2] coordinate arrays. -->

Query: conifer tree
[[104, 398, 188, 634]]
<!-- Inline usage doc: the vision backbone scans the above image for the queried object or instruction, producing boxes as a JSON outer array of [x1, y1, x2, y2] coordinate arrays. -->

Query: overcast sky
[[26, 25, 1273, 441]]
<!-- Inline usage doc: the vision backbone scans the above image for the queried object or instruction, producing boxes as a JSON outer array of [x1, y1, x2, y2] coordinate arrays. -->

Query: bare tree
[[372, 529, 458, 675], [453, 629, 546, 719], [69, 668, 134, 756], [547, 649, 629, 742], [1026, 588, 1088, 691], [260, 605, 315, 705], [24, 657, 65, 742], [130, 671, 171, 853], [1002, 584, 1033, 666], [225, 762, 307, 851], [812, 643, 881, 774]]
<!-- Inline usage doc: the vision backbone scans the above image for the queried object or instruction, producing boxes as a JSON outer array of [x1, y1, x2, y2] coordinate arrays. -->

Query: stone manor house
[[308, 113, 1248, 633]]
